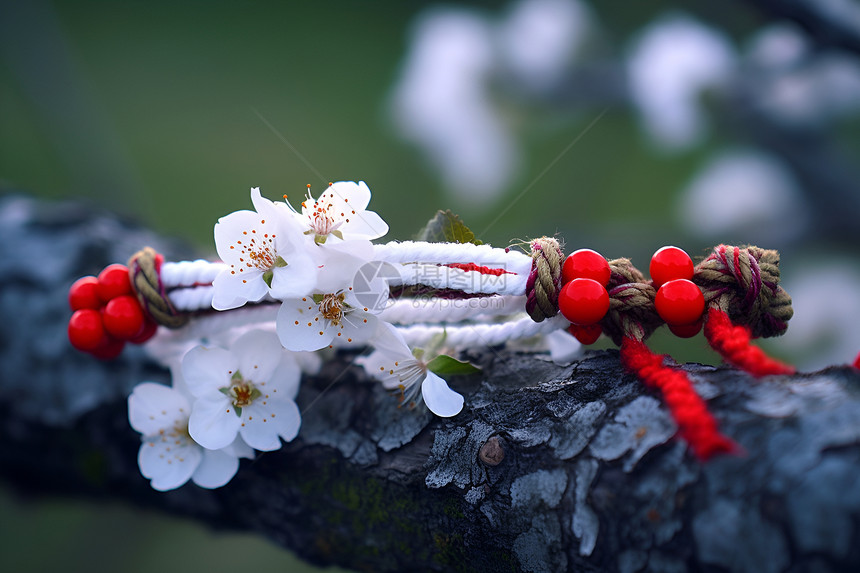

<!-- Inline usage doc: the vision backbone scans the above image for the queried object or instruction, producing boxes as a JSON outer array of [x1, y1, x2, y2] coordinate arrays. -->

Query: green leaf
[[274, 256, 288, 268], [262, 270, 274, 288], [218, 387, 232, 397], [415, 210, 483, 245], [312, 294, 325, 304], [233, 406, 242, 417], [231, 371, 243, 382], [331, 229, 344, 241], [426, 354, 481, 376], [411, 347, 425, 360], [425, 331, 448, 355]]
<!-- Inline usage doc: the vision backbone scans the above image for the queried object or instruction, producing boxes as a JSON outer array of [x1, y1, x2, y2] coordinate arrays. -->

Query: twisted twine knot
[[526, 237, 563, 322], [601, 258, 661, 345], [694, 245, 792, 338], [128, 247, 189, 329]]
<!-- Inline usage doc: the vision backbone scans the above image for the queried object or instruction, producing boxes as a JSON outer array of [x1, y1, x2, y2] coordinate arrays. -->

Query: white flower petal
[[342, 209, 389, 241], [249, 186, 277, 216], [138, 435, 201, 491], [324, 181, 372, 211], [182, 345, 238, 398], [333, 312, 378, 347], [269, 249, 318, 299], [277, 299, 337, 351], [128, 383, 190, 436], [371, 321, 416, 358], [238, 396, 300, 451], [214, 209, 257, 262], [191, 448, 240, 489], [188, 395, 242, 450], [231, 330, 284, 383], [422, 372, 464, 417], [222, 435, 256, 459], [270, 353, 302, 400], [211, 270, 267, 310], [294, 349, 323, 376], [315, 246, 372, 293], [546, 329, 583, 364]]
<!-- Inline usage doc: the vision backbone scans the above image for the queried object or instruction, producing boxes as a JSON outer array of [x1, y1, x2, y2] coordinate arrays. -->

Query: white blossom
[[212, 187, 317, 310], [276, 249, 390, 352], [292, 181, 389, 244], [358, 323, 464, 417], [183, 330, 302, 452], [128, 382, 252, 491]]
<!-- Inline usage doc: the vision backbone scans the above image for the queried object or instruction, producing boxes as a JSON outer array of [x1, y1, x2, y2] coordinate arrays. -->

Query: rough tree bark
[[1, 194, 859, 573]]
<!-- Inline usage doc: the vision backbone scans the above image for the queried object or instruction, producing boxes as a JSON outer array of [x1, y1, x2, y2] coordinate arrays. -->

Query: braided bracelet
[[66, 181, 808, 491]]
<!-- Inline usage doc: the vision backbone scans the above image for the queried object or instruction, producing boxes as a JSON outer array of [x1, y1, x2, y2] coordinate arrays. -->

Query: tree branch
[[1, 193, 859, 572]]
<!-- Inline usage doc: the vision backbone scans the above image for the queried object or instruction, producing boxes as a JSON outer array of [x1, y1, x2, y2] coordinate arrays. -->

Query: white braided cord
[[396, 314, 569, 348], [161, 260, 226, 288], [379, 295, 526, 324]]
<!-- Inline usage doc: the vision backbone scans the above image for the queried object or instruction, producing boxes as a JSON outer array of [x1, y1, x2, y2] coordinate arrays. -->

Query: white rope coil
[[168, 286, 215, 311], [396, 314, 569, 348], [379, 295, 525, 325], [161, 260, 227, 288], [373, 241, 531, 273]]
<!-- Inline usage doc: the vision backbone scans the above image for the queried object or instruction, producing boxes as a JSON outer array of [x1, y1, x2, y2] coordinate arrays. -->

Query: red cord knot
[[127, 247, 189, 328], [600, 258, 661, 345], [525, 237, 563, 322], [693, 245, 793, 339]]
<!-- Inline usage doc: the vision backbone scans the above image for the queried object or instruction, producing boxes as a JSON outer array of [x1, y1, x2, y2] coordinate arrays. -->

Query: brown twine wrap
[[693, 245, 793, 338], [601, 258, 661, 345], [127, 247, 189, 329], [525, 237, 564, 323]]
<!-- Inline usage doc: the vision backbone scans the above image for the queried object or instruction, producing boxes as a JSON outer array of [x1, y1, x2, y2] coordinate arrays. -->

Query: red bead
[[668, 318, 703, 338], [568, 323, 602, 345], [91, 335, 125, 360], [69, 276, 101, 310], [558, 278, 610, 326], [655, 279, 705, 326], [68, 309, 106, 351], [96, 264, 132, 302], [129, 317, 158, 344], [650, 246, 694, 288], [562, 249, 611, 287], [102, 295, 145, 340]]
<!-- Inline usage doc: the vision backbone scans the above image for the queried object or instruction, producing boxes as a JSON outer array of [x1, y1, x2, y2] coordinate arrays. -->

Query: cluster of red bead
[[650, 246, 705, 338], [67, 264, 157, 359], [558, 246, 708, 344], [558, 249, 611, 344]]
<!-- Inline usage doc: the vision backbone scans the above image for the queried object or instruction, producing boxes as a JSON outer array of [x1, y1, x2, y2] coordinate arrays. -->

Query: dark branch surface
[[2, 194, 860, 573]]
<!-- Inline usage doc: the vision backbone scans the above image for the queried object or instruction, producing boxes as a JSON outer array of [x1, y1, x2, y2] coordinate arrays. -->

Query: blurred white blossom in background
[[677, 149, 809, 245], [389, 0, 591, 208], [626, 14, 735, 151], [747, 24, 860, 127], [779, 260, 860, 371]]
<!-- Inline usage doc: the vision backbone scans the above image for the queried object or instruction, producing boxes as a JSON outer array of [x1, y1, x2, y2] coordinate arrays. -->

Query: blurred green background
[[2, 1, 858, 571]]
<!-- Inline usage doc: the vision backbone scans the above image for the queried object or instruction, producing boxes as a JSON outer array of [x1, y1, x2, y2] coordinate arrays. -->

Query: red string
[[445, 262, 512, 276], [620, 337, 737, 460], [853, 351, 860, 370], [704, 307, 795, 376]]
